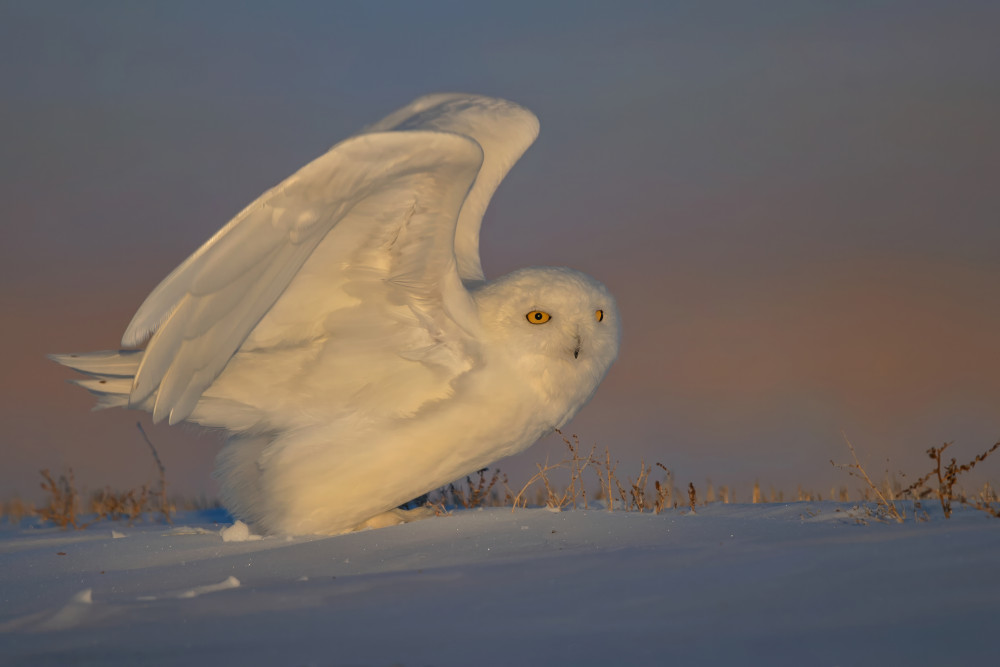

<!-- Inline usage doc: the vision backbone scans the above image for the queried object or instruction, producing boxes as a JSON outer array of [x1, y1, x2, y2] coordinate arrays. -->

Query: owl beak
[[572, 335, 582, 360]]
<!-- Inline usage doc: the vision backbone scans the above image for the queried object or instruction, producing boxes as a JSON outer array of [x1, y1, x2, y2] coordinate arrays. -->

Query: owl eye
[[595, 309, 604, 322], [526, 310, 551, 324]]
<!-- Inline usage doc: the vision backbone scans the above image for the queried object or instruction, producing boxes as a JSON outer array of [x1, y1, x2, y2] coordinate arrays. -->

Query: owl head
[[472, 266, 620, 401]]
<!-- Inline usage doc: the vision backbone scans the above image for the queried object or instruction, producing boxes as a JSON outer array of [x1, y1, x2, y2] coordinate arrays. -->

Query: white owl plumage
[[52, 94, 620, 535]]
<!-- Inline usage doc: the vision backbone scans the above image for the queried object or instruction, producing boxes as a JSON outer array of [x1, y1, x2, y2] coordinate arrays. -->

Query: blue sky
[[3, 1, 1000, 500]]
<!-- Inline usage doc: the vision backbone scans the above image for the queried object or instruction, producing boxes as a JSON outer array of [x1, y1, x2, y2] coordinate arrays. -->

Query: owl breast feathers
[[51, 93, 620, 535]]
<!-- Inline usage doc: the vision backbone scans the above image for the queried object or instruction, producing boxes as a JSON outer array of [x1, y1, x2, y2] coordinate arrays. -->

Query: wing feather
[[125, 130, 485, 425], [365, 94, 539, 281]]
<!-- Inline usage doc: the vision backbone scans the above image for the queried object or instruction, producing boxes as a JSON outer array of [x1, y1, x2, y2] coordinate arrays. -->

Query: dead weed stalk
[[445, 468, 509, 509], [834, 434, 1000, 522], [38, 469, 81, 529], [136, 422, 173, 524], [833, 433, 905, 523], [28, 422, 174, 530], [510, 431, 676, 514]]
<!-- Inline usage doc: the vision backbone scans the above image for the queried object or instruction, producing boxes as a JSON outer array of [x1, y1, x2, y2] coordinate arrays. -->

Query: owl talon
[[352, 506, 438, 532]]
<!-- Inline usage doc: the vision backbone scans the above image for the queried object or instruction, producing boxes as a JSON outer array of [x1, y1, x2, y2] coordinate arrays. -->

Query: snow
[[219, 520, 262, 543], [1, 503, 997, 665]]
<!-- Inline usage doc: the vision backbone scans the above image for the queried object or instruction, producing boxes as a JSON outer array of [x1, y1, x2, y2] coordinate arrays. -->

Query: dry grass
[[136, 422, 172, 525], [0, 498, 35, 524], [37, 468, 81, 529], [445, 431, 1000, 521], [6, 428, 998, 527], [834, 433, 906, 523], [510, 431, 598, 510], [832, 434, 1000, 523], [903, 441, 1000, 518], [6, 423, 175, 530], [503, 431, 677, 514], [439, 468, 511, 509], [90, 485, 152, 524]]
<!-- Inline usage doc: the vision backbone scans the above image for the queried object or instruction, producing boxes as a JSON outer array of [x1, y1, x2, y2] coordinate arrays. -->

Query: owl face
[[472, 266, 620, 383]]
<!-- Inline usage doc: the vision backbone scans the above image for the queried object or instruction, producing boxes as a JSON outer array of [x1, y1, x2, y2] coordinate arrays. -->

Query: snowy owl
[[51, 94, 620, 535]]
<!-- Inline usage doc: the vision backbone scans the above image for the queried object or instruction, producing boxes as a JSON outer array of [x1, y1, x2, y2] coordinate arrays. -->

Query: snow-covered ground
[[1, 503, 996, 666]]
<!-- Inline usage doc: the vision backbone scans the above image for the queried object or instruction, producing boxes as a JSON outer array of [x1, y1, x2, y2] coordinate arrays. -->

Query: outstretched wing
[[364, 94, 540, 282], [124, 130, 485, 425]]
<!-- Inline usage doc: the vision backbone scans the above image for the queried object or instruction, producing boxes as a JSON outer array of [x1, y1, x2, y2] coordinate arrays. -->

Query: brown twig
[[833, 433, 904, 523], [136, 422, 172, 524]]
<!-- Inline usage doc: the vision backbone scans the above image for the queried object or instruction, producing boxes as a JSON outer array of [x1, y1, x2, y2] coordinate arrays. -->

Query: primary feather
[[52, 94, 619, 535]]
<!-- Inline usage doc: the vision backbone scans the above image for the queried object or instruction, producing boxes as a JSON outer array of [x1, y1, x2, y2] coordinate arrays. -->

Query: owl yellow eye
[[526, 310, 551, 324], [595, 309, 604, 322]]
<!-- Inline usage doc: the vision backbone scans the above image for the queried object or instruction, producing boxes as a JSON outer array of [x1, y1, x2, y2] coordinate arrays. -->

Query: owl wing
[[363, 94, 540, 282], [122, 95, 538, 427], [122, 130, 483, 426]]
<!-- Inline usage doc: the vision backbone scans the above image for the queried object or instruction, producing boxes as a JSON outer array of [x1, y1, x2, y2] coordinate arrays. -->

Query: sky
[[2, 1, 999, 502]]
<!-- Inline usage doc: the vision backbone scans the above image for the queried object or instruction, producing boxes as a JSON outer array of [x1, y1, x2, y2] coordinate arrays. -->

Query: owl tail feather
[[48, 350, 143, 410], [50, 350, 266, 431]]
